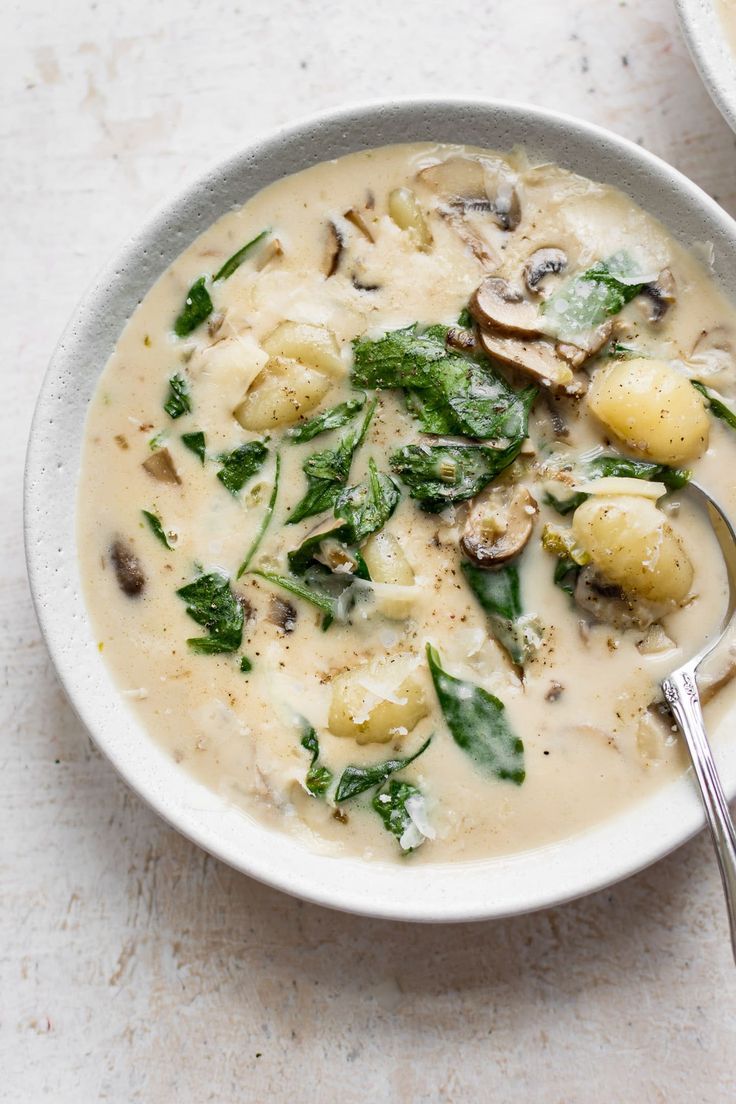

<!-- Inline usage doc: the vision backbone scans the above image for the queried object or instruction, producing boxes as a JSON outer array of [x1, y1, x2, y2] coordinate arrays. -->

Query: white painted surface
[[2, 0, 736, 1100]]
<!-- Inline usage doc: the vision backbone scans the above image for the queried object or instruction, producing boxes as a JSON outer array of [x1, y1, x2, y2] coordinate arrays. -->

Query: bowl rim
[[24, 95, 736, 923], [677, 0, 736, 134]]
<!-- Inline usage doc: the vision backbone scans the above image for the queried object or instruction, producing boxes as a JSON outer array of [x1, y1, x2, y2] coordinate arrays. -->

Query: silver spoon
[[661, 481, 736, 963]]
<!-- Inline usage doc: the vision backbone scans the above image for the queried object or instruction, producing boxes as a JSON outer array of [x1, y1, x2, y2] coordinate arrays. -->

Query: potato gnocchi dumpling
[[233, 355, 331, 429], [261, 321, 345, 378], [571, 494, 694, 603], [587, 358, 709, 465], [361, 531, 415, 618], [328, 658, 428, 744]]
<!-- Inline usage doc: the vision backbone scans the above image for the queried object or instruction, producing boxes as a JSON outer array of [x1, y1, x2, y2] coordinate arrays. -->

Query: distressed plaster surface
[[1, 1, 736, 1100]]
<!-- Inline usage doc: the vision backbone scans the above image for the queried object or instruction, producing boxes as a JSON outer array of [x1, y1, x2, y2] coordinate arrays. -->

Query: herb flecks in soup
[[79, 144, 736, 862]]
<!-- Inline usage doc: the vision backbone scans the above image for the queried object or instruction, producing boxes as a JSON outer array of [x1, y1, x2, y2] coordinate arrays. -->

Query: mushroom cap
[[460, 484, 539, 567], [478, 328, 575, 390], [639, 267, 676, 323], [470, 277, 544, 337]]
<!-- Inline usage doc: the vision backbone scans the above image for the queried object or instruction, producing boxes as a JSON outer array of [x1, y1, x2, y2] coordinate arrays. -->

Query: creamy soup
[[78, 143, 736, 863], [718, 0, 736, 52]]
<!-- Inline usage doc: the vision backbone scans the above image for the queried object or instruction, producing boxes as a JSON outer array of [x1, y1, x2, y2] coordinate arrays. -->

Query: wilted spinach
[[217, 440, 269, 496], [426, 643, 525, 784], [176, 572, 244, 654]]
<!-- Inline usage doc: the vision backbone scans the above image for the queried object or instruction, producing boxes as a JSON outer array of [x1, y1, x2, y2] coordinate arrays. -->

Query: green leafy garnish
[[426, 643, 525, 784], [217, 440, 269, 496], [213, 229, 270, 282], [544, 455, 691, 516], [240, 656, 253, 673], [299, 720, 333, 797], [254, 570, 342, 629], [176, 572, 244, 654], [237, 452, 281, 577], [461, 562, 540, 666], [287, 395, 367, 443], [542, 253, 645, 336], [287, 399, 376, 525], [173, 276, 213, 337], [181, 430, 206, 463], [334, 459, 400, 543], [372, 780, 431, 852], [149, 430, 166, 451], [164, 374, 192, 419], [141, 509, 173, 550], [352, 324, 536, 439], [286, 519, 368, 580], [457, 306, 473, 328], [335, 736, 431, 803], [389, 436, 529, 512], [692, 380, 736, 431]]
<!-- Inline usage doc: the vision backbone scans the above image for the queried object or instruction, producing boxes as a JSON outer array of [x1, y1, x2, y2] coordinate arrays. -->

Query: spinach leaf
[[173, 276, 213, 337], [426, 643, 525, 784], [164, 374, 192, 419], [213, 229, 270, 282], [287, 399, 376, 525], [217, 440, 269, 496], [544, 455, 691, 516], [299, 719, 333, 797], [352, 324, 536, 439], [554, 556, 581, 597], [542, 253, 645, 335], [181, 430, 206, 463], [176, 572, 244, 654], [587, 455, 691, 488], [390, 438, 524, 512], [457, 306, 473, 328], [372, 780, 431, 852], [461, 562, 540, 666], [240, 656, 253, 673], [141, 509, 173, 550], [334, 459, 400, 543], [237, 452, 280, 577], [287, 395, 366, 443], [692, 380, 736, 431], [335, 736, 431, 802]]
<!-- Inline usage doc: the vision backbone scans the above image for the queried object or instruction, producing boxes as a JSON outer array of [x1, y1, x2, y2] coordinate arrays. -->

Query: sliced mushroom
[[555, 319, 614, 367], [343, 208, 375, 243], [638, 267, 676, 323], [478, 328, 576, 391], [524, 247, 568, 294], [324, 221, 344, 278], [573, 565, 664, 630], [419, 156, 521, 230], [142, 447, 181, 484], [268, 595, 297, 633], [110, 539, 145, 596], [460, 484, 538, 566], [438, 205, 498, 267], [470, 277, 544, 337]]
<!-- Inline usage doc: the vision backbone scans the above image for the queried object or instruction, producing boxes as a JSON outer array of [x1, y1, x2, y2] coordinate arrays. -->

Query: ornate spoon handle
[[663, 667, 736, 964]]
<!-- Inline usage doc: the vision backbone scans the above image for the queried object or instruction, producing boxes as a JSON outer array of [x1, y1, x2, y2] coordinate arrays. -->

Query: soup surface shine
[[79, 143, 736, 863]]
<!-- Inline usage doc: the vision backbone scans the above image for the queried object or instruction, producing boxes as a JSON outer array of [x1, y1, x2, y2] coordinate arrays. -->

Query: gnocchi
[[261, 321, 345, 378], [233, 355, 331, 430], [587, 358, 709, 465], [328, 657, 428, 744], [361, 530, 415, 618], [388, 187, 432, 249], [571, 494, 694, 603]]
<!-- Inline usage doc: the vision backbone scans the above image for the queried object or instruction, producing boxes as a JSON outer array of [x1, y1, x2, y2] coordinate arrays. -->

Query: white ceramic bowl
[[25, 98, 736, 922], [678, 0, 736, 133]]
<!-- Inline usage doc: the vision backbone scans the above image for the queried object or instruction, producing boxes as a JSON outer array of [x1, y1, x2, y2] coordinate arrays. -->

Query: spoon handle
[[663, 667, 736, 964]]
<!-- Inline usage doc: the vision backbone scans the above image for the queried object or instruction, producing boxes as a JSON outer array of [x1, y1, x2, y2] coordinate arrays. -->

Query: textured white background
[[3, 0, 736, 1100]]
